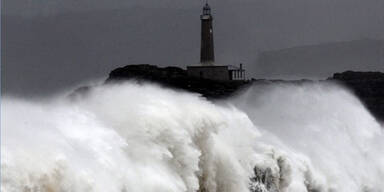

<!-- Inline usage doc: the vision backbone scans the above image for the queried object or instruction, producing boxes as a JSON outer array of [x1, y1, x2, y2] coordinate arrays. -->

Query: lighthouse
[[187, 2, 245, 81], [200, 3, 215, 65]]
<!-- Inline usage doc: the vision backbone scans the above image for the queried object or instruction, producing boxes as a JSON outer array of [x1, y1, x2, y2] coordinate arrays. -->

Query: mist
[[2, 82, 384, 191]]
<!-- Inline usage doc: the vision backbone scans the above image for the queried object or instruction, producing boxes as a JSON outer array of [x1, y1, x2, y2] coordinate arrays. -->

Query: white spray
[[1, 82, 383, 192]]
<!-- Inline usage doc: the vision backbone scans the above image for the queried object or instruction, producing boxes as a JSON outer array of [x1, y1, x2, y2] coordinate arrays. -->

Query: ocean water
[[2, 82, 383, 192]]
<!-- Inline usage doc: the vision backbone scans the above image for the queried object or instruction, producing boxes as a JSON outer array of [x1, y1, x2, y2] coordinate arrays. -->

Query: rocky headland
[[106, 64, 251, 99], [104, 64, 384, 121]]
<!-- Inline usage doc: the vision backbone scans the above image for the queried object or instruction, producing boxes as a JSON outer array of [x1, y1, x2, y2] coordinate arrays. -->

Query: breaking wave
[[1, 81, 384, 192]]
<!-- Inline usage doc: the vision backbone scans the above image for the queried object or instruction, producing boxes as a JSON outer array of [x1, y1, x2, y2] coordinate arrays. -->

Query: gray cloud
[[3, 0, 384, 96]]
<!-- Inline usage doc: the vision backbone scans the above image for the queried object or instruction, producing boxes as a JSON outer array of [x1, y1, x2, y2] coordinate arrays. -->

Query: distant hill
[[257, 39, 384, 79]]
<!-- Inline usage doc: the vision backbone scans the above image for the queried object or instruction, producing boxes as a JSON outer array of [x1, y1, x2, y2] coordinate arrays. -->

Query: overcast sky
[[2, 0, 384, 96]]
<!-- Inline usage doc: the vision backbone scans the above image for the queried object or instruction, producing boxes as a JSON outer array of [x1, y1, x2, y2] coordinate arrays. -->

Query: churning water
[[1, 82, 384, 192]]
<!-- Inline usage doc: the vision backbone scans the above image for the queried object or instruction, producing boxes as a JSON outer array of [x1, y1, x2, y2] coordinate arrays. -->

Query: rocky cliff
[[106, 64, 251, 99]]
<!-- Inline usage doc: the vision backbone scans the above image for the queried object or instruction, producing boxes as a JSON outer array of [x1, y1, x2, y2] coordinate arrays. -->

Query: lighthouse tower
[[200, 2, 215, 65], [187, 2, 245, 81]]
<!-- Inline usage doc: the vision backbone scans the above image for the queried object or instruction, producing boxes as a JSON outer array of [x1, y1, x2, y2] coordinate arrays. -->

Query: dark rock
[[106, 64, 251, 99], [329, 71, 384, 121]]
